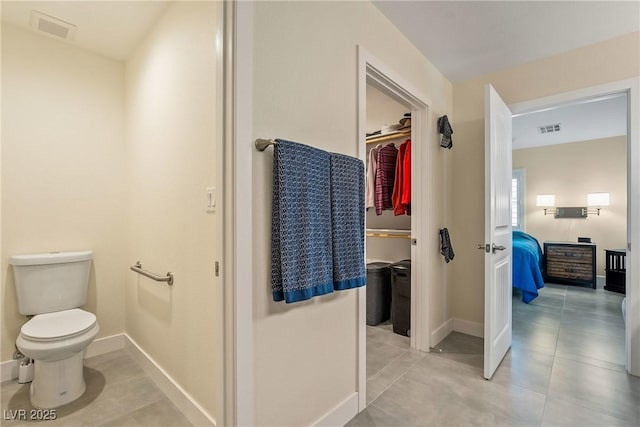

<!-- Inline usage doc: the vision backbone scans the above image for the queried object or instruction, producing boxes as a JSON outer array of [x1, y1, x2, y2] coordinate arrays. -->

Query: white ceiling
[[372, 1, 635, 148], [372, 1, 640, 83], [1, 1, 169, 61], [512, 94, 627, 150], [1, 0, 633, 149]]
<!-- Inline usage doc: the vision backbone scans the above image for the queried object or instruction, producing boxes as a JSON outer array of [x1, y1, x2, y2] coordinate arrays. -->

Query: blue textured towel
[[271, 139, 334, 303], [330, 153, 366, 290]]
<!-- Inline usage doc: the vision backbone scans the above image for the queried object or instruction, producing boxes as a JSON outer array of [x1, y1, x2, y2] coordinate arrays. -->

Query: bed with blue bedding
[[513, 231, 545, 303]]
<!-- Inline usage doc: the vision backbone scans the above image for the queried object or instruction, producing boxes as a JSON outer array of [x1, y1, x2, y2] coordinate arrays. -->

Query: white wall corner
[[124, 334, 216, 427], [453, 318, 484, 338], [431, 318, 454, 347], [312, 392, 359, 427]]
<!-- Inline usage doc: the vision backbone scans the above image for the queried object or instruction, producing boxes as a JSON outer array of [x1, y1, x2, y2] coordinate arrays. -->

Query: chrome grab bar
[[130, 261, 174, 286]]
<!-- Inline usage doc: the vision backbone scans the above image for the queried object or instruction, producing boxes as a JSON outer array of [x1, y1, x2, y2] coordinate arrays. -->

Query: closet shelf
[[366, 228, 411, 239], [366, 130, 411, 144]]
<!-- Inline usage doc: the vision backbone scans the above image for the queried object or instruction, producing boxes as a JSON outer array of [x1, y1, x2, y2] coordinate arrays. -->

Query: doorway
[[510, 93, 628, 374], [485, 78, 640, 377], [357, 46, 432, 410]]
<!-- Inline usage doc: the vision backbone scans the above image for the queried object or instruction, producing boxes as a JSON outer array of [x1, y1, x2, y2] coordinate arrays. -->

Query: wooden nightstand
[[543, 242, 596, 289], [604, 249, 626, 294]]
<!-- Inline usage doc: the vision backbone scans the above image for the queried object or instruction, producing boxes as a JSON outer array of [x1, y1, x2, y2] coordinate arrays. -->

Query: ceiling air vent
[[30, 10, 77, 40], [538, 123, 561, 134]]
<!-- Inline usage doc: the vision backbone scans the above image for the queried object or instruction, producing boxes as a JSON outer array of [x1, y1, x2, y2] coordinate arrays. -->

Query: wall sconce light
[[587, 192, 610, 216], [536, 194, 556, 216]]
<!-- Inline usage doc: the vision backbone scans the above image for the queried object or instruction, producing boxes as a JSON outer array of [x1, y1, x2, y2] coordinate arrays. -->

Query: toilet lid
[[21, 309, 97, 341]]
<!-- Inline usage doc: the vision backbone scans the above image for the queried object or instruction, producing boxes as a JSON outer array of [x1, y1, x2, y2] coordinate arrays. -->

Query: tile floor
[[349, 283, 639, 426], [1, 349, 192, 427]]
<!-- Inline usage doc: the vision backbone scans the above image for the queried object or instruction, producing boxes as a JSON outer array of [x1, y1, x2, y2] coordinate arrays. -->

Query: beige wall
[[1, 24, 127, 361], [125, 1, 221, 419], [252, 2, 452, 425], [451, 32, 640, 325], [514, 136, 627, 275]]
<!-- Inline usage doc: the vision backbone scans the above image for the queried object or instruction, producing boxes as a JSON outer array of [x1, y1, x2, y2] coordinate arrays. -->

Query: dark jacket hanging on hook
[[437, 115, 454, 149], [440, 228, 455, 263]]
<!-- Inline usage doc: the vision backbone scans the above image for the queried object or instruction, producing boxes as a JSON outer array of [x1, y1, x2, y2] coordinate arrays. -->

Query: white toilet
[[10, 251, 99, 409]]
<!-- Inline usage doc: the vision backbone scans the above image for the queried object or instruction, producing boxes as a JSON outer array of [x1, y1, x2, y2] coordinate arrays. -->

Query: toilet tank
[[10, 251, 93, 315]]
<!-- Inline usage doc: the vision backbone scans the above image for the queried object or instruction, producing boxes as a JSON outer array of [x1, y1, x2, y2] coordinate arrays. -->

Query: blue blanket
[[513, 231, 545, 303]]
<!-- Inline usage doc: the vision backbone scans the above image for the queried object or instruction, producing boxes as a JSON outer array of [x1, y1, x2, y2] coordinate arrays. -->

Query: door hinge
[[215, 261, 219, 277]]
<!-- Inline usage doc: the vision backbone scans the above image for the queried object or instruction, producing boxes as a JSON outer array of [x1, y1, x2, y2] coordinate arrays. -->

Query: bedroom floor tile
[[560, 306, 625, 338], [492, 347, 554, 395], [541, 396, 637, 427], [353, 280, 632, 426], [430, 331, 483, 354], [366, 341, 406, 379], [548, 356, 640, 423], [513, 303, 562, 328], [556, 329, 626, 369], [370, 360, 545, 427], [512, 318, 559, 355], [366, 349, 425, 404]]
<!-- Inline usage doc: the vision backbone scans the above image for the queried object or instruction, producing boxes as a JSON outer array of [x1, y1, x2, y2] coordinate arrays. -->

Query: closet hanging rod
[[130, 261, 174, 286], [255, 138, 277, 151], [365, 130, 411, 144], [366, 228, 411, 239], [366, 228, 411, 234]]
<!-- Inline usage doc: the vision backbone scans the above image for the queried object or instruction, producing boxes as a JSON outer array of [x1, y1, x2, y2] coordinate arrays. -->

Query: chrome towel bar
[[130, 261, 174, 286], [255, 138, 277, 151]]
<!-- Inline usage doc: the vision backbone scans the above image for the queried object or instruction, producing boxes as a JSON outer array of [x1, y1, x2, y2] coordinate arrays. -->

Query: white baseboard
[[1, 359, 19, 383], [430, 319, 454, 347], [85, 333, 126, 358], [1, 333, 125, 383], [124, 334, 216, 427], [312, 392, 359, 427], [453, 318, 484, 338]]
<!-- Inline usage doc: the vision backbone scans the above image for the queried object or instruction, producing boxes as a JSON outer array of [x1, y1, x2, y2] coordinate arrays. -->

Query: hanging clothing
[[401, 139, 411, 209], [366, 144, 382, 209], [374, 143, 398, 215], [392, 139, 411, 216], [437, 115, 453, 149], [440, 228, 455, 263]]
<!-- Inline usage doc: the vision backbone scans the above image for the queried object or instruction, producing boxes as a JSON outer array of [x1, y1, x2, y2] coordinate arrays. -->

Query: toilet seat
[[21, 309, 97, 342]]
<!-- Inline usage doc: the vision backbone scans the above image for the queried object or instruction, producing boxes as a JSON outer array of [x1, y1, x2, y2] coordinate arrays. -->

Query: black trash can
[[366, 262, 392, 326], [391, 260, 411, 336]]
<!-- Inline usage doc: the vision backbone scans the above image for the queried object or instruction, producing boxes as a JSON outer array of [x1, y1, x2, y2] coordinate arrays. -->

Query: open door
[[482, 84, 513, 380]]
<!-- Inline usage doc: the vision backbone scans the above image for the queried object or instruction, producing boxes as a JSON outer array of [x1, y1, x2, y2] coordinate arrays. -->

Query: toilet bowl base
[[30, 352, 86, 409]]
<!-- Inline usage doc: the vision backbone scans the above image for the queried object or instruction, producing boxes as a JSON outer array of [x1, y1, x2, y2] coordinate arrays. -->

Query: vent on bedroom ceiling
[[30, 10, 77, 40], [538, 123, 561, 134]]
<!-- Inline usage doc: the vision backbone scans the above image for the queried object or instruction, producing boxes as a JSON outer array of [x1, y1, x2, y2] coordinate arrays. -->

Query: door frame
[[223, 1, 254, 426], [508, 77, 640, 376], [356, 46, 432, 411]]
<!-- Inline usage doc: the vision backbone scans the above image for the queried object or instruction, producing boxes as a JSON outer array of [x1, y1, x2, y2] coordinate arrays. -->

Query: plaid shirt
[[374, 143, 398, 215]]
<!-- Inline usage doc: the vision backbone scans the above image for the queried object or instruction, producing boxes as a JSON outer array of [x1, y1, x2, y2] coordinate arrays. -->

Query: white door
[[483, 84, 513, 380]]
